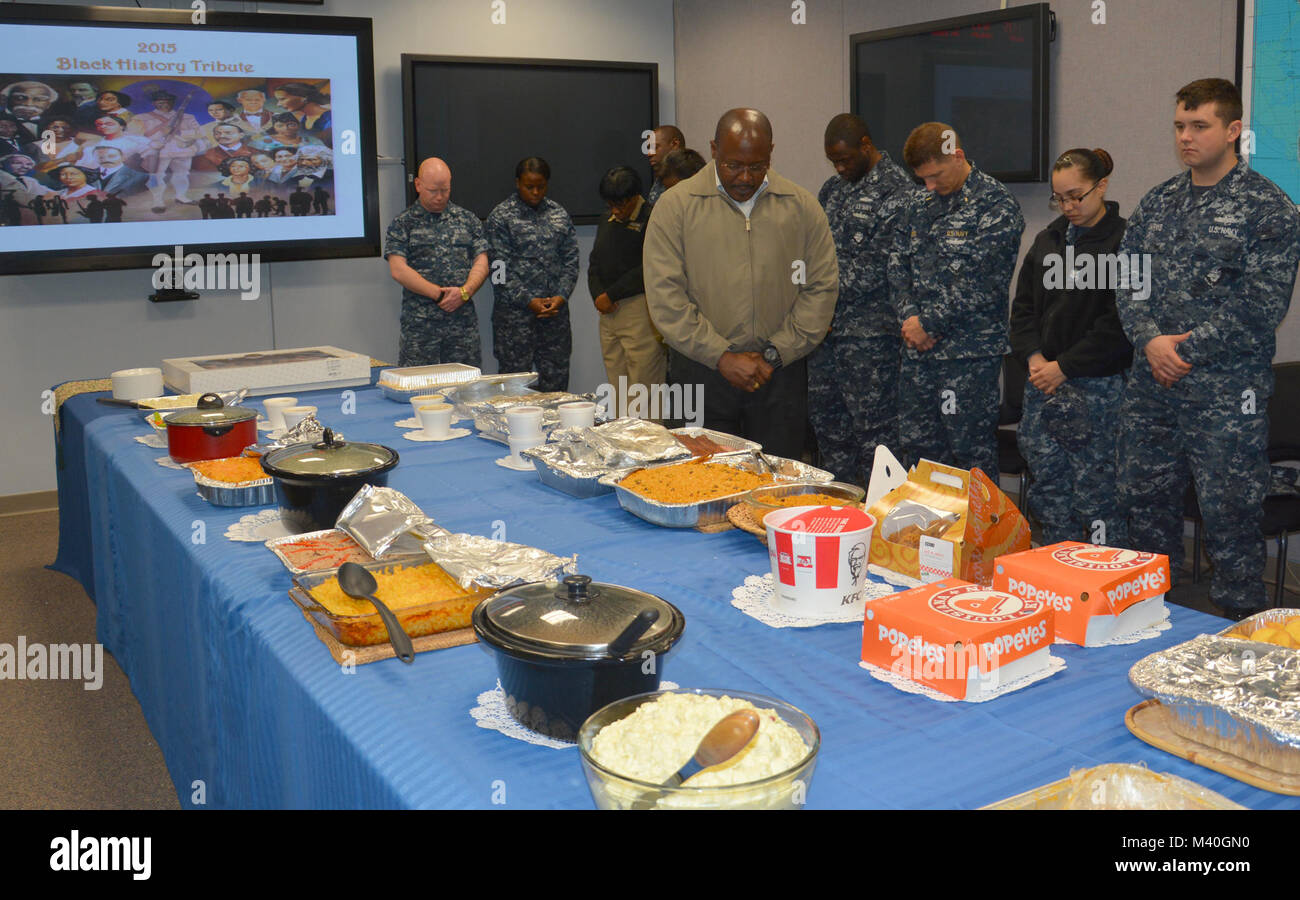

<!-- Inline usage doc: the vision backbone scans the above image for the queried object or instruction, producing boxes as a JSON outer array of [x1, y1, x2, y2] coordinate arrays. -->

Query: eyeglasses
[[717, 160, 769, 177], [1049, 181, 1101, 210]]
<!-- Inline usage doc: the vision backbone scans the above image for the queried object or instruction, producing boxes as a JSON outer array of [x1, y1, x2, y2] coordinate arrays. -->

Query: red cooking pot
[[164, 393, 259, 464]]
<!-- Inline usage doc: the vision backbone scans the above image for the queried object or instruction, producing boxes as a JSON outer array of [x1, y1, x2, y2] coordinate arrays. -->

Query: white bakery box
[[162, 346, 372, 396]]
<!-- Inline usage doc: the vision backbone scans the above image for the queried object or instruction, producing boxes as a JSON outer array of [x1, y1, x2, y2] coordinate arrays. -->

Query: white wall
[[1, 0, 676, 497]]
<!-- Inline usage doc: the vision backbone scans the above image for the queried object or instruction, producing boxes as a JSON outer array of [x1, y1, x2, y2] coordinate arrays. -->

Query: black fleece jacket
[[1008, 201, 1133, 378], [587, 196, 651, 303]]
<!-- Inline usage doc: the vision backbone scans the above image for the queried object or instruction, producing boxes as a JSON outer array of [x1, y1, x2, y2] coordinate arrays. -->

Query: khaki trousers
[[597, 293, 668, 420]]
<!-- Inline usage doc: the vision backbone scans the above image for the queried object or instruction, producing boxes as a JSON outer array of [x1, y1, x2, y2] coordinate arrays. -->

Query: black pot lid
[[262, 429, 397, 477], [481, 574, 682, 657]]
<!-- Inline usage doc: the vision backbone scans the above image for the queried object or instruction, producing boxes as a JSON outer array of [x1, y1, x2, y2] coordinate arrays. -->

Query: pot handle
[[606, 608, 660, 658], [197, 392, 224, 409], [202, 423, 235, 438], [313, 428, 344, 450]]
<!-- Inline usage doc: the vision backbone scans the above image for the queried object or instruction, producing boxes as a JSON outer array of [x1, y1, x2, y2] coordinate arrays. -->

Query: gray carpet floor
[[0, 506, 1288, 810], [0, 509, 178, 809]]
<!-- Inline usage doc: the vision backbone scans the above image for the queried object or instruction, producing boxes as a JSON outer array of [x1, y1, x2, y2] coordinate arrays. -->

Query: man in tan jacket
[[643, 108, 838, 458]]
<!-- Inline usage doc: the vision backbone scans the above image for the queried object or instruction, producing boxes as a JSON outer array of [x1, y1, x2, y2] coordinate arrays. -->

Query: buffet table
[[49, 375, 1300, 809]]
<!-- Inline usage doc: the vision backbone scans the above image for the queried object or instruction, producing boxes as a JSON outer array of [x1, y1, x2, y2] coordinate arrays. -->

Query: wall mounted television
[[851, 3, 1054, 183], [402, 55, 658, 225], [0, 2, 379, 276]]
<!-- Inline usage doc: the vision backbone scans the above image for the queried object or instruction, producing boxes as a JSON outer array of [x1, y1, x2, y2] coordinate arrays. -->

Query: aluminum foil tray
[[377, 363, 481, 401], [526, 451, 621, 498], [190, 467, 276, 507], [1129, 625, 1300, 776], [609, 453, 834, 528], [981, 763, 1244, 809], [670, 426, 761, 456], [265, 529, 430, 577]]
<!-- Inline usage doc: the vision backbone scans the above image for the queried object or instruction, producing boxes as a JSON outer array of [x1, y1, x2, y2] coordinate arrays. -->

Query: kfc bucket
[[764, 505, 876, 619]]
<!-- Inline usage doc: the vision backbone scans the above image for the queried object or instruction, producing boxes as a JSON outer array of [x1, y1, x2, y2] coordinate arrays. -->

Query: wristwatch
[[761, 343, 783, 370], [459, 286, 469, 301]]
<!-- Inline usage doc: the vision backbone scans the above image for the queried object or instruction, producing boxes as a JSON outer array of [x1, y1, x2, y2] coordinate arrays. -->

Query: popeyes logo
[[1050, 546, 1154, 571], [928, 585, 1041, 623]]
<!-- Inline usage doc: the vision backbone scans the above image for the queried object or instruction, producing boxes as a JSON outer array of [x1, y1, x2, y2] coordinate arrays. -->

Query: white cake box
[[162, 346, 371, 396]]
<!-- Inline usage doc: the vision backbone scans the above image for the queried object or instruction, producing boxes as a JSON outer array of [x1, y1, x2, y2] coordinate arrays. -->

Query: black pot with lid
[[473, 574, 686, 741], [259, 428, 399, 531]]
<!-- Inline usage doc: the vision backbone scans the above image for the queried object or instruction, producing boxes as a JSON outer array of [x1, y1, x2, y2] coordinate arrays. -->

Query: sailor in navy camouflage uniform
[[486, 157, 579, 391], [1116, 79, 1300, 617], [1010, 148, 1132, 547], [811, 114, 913, 487], [385, 157, 489, 367], [888, 123, 1025, 478]]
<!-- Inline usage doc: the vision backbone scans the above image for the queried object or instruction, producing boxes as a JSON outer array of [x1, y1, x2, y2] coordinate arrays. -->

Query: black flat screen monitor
[[851, 3, 1053, 182], [402, 55, 658, 224], [0, 3, 379, 276]]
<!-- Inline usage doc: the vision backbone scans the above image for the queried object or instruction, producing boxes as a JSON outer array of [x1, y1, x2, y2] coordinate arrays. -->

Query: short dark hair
[[208, 100, 238, 112], [96, 90, 131, 108], [515, 156, 551, 180], [1053, 147, 1114, 181], [270, 112, 299, 129], [1175, 78, 1242, 127], [218, 156, 252, 176], [94, 114, 127, 129], [655, 124, 685, 148], [661, 148, 705, 181], [274, 82, 330, 105], [598, 165, 642, 203], [824, 113, 872, 149], [903, 122, 960, 168]]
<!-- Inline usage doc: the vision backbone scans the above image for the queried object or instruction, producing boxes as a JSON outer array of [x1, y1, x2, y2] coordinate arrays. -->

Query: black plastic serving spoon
[[337, 562, 415, 664]]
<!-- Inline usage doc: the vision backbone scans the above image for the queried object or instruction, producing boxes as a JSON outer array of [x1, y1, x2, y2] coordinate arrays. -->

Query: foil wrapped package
[[1129, 632, 1300, 775], [244, 414, 338, 457], [335, 485, 444, 558], [575, 419, 691, 467], [422, 532, 577, 590]]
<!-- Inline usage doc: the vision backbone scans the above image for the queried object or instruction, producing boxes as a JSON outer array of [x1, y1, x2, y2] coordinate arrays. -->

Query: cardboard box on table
[[865, 459, 1031, 586], [860, 578, 1055, 700], [991, 542, 1170, 646]]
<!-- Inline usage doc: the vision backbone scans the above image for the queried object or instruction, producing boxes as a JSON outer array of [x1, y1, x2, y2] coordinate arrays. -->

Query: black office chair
[[998, 354, 1030, 508]]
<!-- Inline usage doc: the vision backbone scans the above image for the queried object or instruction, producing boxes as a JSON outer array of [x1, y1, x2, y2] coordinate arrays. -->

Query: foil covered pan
[[519, 419, 693, 497], [606, 452, 835, 528], [981, 763, 1244, 809], [1129, 628, 1300, 775], [422, 532, 578, 590]]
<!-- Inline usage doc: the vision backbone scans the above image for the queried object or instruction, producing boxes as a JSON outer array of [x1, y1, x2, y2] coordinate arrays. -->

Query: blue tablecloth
[[49, 379, 1300, 809]]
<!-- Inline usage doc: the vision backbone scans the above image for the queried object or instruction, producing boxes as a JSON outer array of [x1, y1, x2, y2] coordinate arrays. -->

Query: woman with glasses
[[1009, 148, 1133, 546]]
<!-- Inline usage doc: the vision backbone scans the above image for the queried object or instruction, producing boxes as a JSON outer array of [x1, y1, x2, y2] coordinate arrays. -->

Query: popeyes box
[[765, 505, 876, 619], [991, 542, 1170, 646], [865, 459, 1030, 586], [860, 578, 1056, 700]]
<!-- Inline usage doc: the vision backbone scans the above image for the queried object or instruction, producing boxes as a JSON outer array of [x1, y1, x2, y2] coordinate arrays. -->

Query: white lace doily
[[224, 508, 302, 542], [730, 573, 901, 627], [135, 433, 167, 449], [858, 654, 1066, 703], [1054, 608, 1173, 647], [155, 455, 184, 470], [471, 679, 679, 748]]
